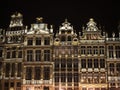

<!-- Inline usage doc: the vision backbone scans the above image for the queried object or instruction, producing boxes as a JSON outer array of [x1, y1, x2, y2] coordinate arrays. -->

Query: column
[[32, 66, 34, 84], [15, 63, 17, 77], [23, 66, 26, 85], [113, 45, 116, 59]]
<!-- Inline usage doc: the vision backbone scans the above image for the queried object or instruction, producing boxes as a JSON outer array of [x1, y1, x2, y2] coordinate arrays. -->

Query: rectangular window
[[81, 46, 86, 54], [55, 73, 59, 82], [115, 46, 120, 58], [87, 46, 92, 54], [99, 46, 104, 54], [81, 59, 86, 68], [34, 67, 41, 80], [43, 67, 50, 80], [73, 59, 78, 71], [67, 59, 72, 71], [44, 50, 50, 61], [27, 50, 33, 61], [12, 51, 16, 58], [67, 73, 72, 82], [94, 59, 98, 68], [18, 51, 22, 58], [108, 46, 113, 58], [5, 63, 10, 77], [44, 37, 50, 45], [116, 63, 120, 72], [44, 86, 49, 90], [82, 88, 87, 90], [100, 59, 105, 68], [17, 82, 21, 87], [74, 73, 79, 82], [61, 58, 66, 71], [35, 50, 41, 61], [11, 63, 15, 77], [26, 67, 32, 80], [109, 63, 114, 75], [6, 51, 10, 59], [88, 59, 92, 68], [17, 63, 21, 77], [36, 37, 41, 45], [61, 73, 66, 82], [55, 59, 60, 71], [27, 38, 33, 45], [0, 49, 2, 57], [93, 46, 98, 54]]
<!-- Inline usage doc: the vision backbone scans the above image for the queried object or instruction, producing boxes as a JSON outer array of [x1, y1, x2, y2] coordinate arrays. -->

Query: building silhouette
[[0, 12, 120, 90]]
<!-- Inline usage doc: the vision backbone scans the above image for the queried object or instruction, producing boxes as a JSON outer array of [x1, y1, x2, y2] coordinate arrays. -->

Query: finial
[[50, 25, 53, 33], [112, 32, 115, 38], [90, 18, 94, 21], [65, 18, 68, 23], [50, 25, 53, 29], [36, 17, 43, 23]]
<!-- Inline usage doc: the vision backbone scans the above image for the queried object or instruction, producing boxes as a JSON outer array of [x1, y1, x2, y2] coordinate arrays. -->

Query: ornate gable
[[80, 18, 104, 40]]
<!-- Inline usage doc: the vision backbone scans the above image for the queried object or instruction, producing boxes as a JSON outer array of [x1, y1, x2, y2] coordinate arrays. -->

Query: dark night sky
[[0, 0, 120, 35]]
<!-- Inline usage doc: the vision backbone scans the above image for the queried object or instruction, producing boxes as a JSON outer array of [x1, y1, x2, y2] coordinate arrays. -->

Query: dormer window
[[68, 30, 71, 34], [61, 30, 65, 34]]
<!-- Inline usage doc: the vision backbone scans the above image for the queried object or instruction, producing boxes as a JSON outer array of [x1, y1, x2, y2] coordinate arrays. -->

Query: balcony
[[24, 80, 52, 85]]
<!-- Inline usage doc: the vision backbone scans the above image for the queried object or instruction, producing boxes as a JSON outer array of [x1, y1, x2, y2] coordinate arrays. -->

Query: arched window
[[67, 36, 72, 41], [61, 36, 66, 41]]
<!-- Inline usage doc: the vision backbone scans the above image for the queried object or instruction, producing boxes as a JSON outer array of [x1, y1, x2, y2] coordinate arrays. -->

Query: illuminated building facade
[[0, 12, 120, 90]]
